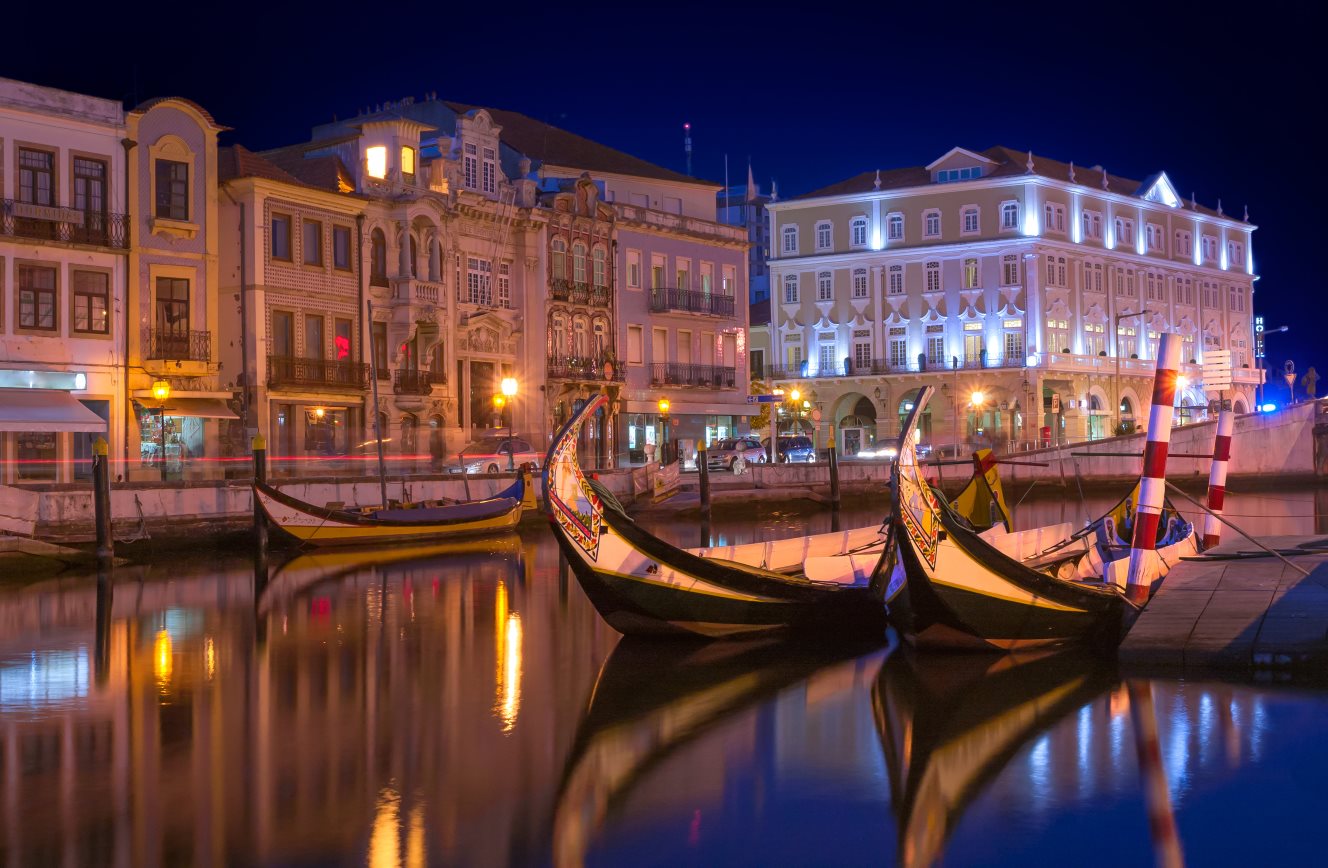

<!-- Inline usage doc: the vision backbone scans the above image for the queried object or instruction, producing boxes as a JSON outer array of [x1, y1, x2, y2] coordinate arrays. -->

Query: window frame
[[816, 271, 833, 301], [849, 216, 869, 248], [851, 268, 869, 298], [781, 224, 799, 255], [814, 220, 832, 251], [271, 212, 292, 262], [18, 147, 57, 207], [923, 209, 941, 239], [782, 273, 799, 304], [154, 158, 190, 221], [887, 265, 904, 295], [886, 212, 904, 241], [17, 263, 59, 332], [71, 269, 111, 336], [1000, 201, 1019, 232], [302, 219, 323, 267], [960, 206, 980, 236], [332, 225, 353, 271]]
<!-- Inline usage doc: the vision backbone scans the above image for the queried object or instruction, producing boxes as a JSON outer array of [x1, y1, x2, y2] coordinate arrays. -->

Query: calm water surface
[[2, 488, 1326, 866]]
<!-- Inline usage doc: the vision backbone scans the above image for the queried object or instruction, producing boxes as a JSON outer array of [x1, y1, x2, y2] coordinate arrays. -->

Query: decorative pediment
[[813, 314, 836, 331], [882, 308, 907, 326], [1138, 171, 1182, 209], [1084, 302, 1107, 325], [920, 305, 946, 324], [921, 292, 947, 318], [994, 299, 1025, 319], [1176, 315, 1197, 336], [1146, 310, 1170, 332], [1046, 298, 1072, 320], [925, 146, 997, 175], [1204, 318, 1223, 338]]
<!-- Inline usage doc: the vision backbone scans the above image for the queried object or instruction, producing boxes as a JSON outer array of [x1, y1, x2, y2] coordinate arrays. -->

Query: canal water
[[2, 488, 1326, 866]]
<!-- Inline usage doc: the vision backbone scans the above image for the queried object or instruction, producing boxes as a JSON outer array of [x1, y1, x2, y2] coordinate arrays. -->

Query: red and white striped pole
[[1126, 332, 1182, 603], [1128, 681, 1185, 868], [1202, 408, 1235, 549]]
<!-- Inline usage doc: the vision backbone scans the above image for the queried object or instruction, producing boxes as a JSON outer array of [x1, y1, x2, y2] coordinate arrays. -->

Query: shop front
[[620, 399, 753, 468], [131, 392, 240, 482], [269, 400, 365, 477], [0, 373, 111, 484]]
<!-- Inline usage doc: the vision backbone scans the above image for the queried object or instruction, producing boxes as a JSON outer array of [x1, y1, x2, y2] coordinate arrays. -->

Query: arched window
[[850, 216, 868, 247], [551, 314, 567, 357], [573, 317, 588, 358], [592, 247, 607, 287], [783, 274, 799, 304], [370, 228, 387, 286], [593, 319, 607, 356], [551, 237, 567, 280], [817, 271, 832, 301], [887, 213, 904, 241], [409, 235, 418, 278], [572, 242, 588, 283], [781, 225, 798, 254]]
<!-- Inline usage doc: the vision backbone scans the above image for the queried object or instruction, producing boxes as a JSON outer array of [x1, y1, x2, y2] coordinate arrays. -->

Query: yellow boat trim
[[598, 567, 795, 604], [279, 508, 521, 545], [926, 571, 1089, 613]]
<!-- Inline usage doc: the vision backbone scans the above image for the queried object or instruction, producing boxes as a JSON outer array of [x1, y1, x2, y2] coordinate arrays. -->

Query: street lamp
[[151, 378, 171, 482], [500, 377, 518, 470], [969, 390, 985, 445], [657, 398, 670, 464], [1258, 325, 1289, 408]]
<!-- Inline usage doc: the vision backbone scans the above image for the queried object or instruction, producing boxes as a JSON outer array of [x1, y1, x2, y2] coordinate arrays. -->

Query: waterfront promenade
[[1121, 537, 1328, 675]]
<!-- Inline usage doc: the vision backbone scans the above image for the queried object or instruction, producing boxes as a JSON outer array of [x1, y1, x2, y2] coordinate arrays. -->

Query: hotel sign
[[12, 203, 84, 225]]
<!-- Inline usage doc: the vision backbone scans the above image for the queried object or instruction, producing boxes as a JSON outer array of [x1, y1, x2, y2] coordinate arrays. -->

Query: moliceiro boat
[[543, 393, 890, 639], [883, 361, 1196, 650], [253, 466, 535, 547]]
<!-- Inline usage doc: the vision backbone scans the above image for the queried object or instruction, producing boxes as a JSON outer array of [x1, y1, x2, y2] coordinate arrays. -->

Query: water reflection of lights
[[368, 786, 401, 868], [205, 636, 216, 681], [406, 804, 426, 868], [493, 582, 523, 733], [153, 629, 173, 692]]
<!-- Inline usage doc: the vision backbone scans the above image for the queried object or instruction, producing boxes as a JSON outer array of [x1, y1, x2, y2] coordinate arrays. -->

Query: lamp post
[[1114, 311, 1140, 435], [658, 397, 670, 465], [151, 378, 171, 483], [500, 376, 518, 470], [1257, 325, 1288, 409]]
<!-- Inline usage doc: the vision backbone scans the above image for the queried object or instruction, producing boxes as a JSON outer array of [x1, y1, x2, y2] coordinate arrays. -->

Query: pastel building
[[0, 78, 128, 483], [764, 147, 1260, 454]]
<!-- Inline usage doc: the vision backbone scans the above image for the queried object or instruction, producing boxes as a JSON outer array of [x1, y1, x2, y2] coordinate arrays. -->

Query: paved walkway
[[1120, 535, 1328, 675]]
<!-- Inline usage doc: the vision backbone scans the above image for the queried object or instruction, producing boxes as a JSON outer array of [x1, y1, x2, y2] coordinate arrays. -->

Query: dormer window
[[936, 166, 982, 183], [366, 146, 387, 180], [401, 146, 416, 182], [482, 147, 497, 194]]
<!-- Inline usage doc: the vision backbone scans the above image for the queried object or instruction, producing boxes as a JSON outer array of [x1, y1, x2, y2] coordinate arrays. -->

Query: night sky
[[9, 1, 1319, 386]]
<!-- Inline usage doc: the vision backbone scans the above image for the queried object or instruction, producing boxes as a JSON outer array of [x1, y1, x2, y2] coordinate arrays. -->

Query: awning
[[0, 389, 107, 433], [136, 397, 238, 419]]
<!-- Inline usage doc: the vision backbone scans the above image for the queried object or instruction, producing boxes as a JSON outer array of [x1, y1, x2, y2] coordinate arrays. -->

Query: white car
[[852, 444, 899, 460]]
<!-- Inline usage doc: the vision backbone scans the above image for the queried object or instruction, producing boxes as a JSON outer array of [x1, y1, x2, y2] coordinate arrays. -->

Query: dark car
[[762, 435, 816, 463], [706, 437, 766, 471]]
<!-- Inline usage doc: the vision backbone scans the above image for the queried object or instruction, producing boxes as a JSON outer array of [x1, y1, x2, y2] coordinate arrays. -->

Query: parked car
[[762, 435, 816, 464], [450, 436, 540, 474], [849, 443, 899, 461], [706, 438, 767, 471]]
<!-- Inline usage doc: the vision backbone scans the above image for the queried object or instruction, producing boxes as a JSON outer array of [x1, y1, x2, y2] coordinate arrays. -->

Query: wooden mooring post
[[252, 435, 269, 553], [697, 445, 712, 524], [92, 436, 114, 569], [828, 424, 841, 510]]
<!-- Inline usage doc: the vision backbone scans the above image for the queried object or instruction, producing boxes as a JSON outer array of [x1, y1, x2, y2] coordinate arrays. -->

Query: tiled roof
[[263, 147, 353, 192], [798, 146, 1233, 220], [218, 145, 306, 185], [130, 96, 227, 130], [445, 102, 719, 187]]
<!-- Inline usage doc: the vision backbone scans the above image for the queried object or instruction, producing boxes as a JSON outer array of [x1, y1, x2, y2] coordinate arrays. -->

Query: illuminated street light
[[151, 379, 171, 483], [970, 390, 985, 407], [657, 398, 671, 464]]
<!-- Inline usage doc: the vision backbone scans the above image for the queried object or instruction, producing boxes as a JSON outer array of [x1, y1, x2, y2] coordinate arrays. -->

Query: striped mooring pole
[[1127, 681, 1185, 868], [1202, 408, 1235, 549], [1126, 332, 1182, 602]]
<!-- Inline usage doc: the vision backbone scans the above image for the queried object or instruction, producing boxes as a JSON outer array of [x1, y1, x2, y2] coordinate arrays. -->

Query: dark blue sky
[[9, 1, 1319, 385]]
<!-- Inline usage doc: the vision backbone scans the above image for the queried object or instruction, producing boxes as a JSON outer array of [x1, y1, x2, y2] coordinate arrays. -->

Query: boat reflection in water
[[552, 635, 890, 867], [874, 650, 1114, 867]]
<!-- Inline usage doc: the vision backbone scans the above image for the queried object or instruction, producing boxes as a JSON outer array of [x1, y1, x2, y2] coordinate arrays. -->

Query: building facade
[[615, 203, 749, 463], [0, 79, 128, 484], [764, 147, 1260, 456], [124, 97, 232, 481]]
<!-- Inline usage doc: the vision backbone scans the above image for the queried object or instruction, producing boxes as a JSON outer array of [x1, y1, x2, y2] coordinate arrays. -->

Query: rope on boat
[[1163, 480, 1311, 577]]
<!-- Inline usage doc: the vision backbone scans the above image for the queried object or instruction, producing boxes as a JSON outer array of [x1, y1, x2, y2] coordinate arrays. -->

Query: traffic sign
[[746, 394, 781, 404]]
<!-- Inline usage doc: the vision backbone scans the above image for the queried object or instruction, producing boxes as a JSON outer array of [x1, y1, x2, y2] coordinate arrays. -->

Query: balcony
[[547, 355, 625, 382], [393, 368, 443, 395], [392, 279, 442, 305], [145, 328, 211, 362], [649, 287, 735, 317], [549, 278, 571, 301], [570, 282, 590, 304], [649, 363, 737, 388], [589, 286, 612, 307], [268, 355, 369, 391], [2, 200, 128, 249]]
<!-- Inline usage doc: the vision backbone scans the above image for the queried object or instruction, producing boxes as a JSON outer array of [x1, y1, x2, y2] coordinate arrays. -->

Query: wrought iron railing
[[547, 355, 624, 382], [145, 328, 211, 362], [1, 200, 128, 249], [393, 368, 443, 395], [589, 285, 612, 307], [268, 355, 370, 390], [549, 277, 571, 301], [649, 363, 737, 388], [648, 287, 735, 317]]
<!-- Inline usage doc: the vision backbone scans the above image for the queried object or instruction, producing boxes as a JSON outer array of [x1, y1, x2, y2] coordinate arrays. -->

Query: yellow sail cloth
[[950, 449, 1012, 532]]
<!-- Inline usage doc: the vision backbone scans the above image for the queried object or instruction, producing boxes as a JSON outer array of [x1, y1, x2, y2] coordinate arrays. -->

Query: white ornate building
[[763, 146, 1260, 454]]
